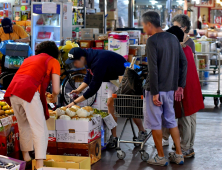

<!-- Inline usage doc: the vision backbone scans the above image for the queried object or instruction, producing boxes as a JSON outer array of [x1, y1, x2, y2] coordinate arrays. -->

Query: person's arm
[[15, 36, 30, 43], [50, 74, 60, 103], [14, 25, 30, 43], [83, 70, 91, 85], [178, 45, 188, 88], [70, 82, 88, 95], [147, 38, 159, 96]]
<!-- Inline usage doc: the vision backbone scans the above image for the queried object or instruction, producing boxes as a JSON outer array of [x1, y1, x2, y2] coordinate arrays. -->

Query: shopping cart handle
[[112, 94, 117, 98]]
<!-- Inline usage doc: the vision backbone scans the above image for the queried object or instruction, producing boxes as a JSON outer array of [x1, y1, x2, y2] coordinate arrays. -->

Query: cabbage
[[76, 108, 90, 118], [56, 108, 65, 117], [66, 108, 76, 117], [60, 115, 71, 120]]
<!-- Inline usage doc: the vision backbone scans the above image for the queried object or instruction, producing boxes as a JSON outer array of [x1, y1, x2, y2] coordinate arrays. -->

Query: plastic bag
[[117, 67, 143, 95], [0, 40, 32, 56]]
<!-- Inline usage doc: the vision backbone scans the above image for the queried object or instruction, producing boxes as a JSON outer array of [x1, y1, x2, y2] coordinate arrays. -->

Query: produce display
[[55, 105, 102, 121], [0, 102, 14, 120], [93, 109, 109, 118]]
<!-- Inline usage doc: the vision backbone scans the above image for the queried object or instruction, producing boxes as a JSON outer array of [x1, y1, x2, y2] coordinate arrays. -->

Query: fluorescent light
[[150, 1, 158, 5], [196, 0, 200, 4], [177, 0, 184, 5], [217, 0, 220, 3], [157, 5, 162, 8]]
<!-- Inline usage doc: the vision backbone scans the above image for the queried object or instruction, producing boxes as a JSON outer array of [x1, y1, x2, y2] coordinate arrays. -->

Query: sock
[[157, 155, 164, 159], [176, 153, 183, 157]]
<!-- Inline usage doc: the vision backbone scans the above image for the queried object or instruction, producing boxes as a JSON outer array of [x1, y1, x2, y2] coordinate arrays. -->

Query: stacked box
[[56, 116, 102, 143], [86, 14, 104, 34], [57, 138, 101, 165], [99, 0, 117, 11]]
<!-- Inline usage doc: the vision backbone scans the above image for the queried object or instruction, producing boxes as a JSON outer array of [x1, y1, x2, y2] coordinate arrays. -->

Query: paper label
[[1, 117, 9, 126], [49, 103, 55, 108], [91, 117, 99, 125], [42, 2, 57, 14], [103, 114, 117, 130]]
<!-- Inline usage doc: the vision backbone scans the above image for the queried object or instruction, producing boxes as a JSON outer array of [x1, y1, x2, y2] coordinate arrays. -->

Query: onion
[[60, 115, 71, 120], [66, 108, 77, 117], [76, 108, 90, 118], [56, 108, 65, 117]]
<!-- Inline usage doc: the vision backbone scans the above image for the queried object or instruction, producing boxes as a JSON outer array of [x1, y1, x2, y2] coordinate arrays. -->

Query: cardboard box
[[92, 96, 101, 110], [97, 11, 118, 20], [37, 168, 89, 170], [47, 141, 57, 155], [101, 97, 108, 110], [130, 45, 146, 56], [56, 126, 101, 143], [47, 117, 56, 131], [48, 130, 56, 142], [101, 82, 109, 97], [81, 28, 99, 34], [99, 0, 117, 11], [0, 155, 26, 170], [32, 155, 91, 170], [56, 117, 102, 132], [57, 138, 101, 165]]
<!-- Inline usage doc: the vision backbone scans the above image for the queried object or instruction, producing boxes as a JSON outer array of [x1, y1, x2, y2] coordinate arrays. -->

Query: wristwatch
[[73, 101, 77, 105]]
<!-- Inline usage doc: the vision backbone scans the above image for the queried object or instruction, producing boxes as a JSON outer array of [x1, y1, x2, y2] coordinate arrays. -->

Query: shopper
[[165, 26, 204, 158], [162, 14, 196, 149], [4, 41, 60, 169], [65, 47, 148, 148], [172, 14, 195, 54], [142, 11, 187, 166], [0, 18, 30, 42]]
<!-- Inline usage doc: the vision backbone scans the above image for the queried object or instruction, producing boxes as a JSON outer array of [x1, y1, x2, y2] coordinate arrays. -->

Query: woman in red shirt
[[166, 26, 204, 158], [4, 41, 60, 169]]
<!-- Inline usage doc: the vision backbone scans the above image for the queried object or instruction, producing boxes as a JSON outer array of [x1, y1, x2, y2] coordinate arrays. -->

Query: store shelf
[[36, 25, 60, 28], [72, 6, 84, 9], [36, 40, 60, 43], [13, 5, 31, 7], [72, 25, 84, 28]]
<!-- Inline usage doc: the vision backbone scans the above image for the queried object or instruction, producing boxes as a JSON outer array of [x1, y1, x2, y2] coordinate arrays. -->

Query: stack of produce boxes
[[99, 0, 118, 31], [46, 106, 102, 165]]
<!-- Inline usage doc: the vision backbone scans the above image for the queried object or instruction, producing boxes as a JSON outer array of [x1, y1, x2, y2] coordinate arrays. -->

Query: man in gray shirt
[[142, 11, 187, 166]]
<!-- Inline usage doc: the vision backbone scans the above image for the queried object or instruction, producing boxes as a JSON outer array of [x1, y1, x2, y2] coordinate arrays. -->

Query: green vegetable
[[94, 109, 109, 118]]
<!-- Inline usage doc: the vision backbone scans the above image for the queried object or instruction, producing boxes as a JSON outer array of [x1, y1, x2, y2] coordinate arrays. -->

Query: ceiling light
[[150, 1, 158, 5]]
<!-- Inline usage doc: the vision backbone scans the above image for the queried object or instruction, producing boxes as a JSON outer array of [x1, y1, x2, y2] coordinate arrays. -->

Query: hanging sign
[[215, 17, 222, 24], [42, 2, 57, 14]]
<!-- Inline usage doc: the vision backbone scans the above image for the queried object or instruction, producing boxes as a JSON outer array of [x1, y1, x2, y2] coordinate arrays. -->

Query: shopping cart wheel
[[133, 137, 141, 147], [141, 152, 149, 162], [117, 150, 126, 160], [214, 97, 219, 107]]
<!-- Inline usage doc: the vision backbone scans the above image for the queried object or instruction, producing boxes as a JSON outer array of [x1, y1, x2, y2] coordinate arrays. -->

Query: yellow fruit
[[5, 110, 10, 114], [0, 110, 4, 115], [2, 105, 10, 110], [0, 102, 6, 106]]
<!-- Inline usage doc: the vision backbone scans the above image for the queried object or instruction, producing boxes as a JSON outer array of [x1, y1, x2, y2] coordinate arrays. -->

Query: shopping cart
[[112, 93, 152, 162]]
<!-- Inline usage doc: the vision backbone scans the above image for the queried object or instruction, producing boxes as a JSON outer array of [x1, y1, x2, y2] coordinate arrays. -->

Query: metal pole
[[128, 0, 134, 27], [217, 49, 220, 94], [103, 0, 107, 34], [84, 0, 86, 28]]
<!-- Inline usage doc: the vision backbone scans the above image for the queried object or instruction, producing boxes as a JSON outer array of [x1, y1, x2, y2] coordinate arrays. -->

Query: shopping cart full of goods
[[112, 57, 152, 162]]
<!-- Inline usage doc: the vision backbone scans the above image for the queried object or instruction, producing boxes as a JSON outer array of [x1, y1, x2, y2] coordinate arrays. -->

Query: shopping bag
[[117, 67, 143, 95]]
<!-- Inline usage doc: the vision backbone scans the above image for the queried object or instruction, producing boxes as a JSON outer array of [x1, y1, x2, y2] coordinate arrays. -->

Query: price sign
[[215, 17, 222, 24]]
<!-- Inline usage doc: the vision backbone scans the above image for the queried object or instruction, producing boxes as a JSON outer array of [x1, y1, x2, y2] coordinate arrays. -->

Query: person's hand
[[175, 87, 184, 102], [50, 93, 58, 103], [66, 102, 74, 108], [153, 94, 162, 106], [70, 89, 80, 94], [14, 39, 21, 42]]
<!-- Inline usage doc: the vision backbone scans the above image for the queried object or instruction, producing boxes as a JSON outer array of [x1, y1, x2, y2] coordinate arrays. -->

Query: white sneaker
[[162, 139, 169, 146], [172, 144, 176, 150]]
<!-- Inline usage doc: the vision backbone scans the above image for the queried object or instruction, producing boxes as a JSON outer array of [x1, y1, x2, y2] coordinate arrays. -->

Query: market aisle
[[92, 109, 222, 170], [92, 71, 222, 170]]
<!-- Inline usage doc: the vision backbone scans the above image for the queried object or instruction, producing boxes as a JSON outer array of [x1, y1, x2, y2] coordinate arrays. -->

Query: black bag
[[117, 67, 143, 95]]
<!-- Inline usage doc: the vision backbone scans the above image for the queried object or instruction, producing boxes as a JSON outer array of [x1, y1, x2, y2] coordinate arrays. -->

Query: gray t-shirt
[[144, 32, 188, 95], [185, 38, 195, 54]]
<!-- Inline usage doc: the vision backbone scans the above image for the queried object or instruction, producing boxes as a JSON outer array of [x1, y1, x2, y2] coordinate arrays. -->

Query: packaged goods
[[108, 32, 129, 60]]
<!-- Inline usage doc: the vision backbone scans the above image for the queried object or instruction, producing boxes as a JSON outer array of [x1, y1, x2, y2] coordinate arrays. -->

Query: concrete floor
[[92, 72, 222, 170]]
